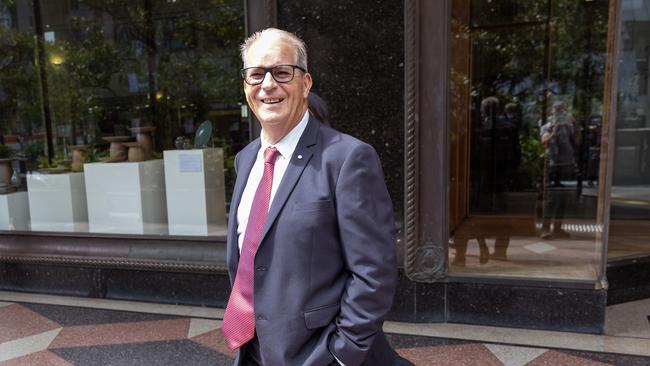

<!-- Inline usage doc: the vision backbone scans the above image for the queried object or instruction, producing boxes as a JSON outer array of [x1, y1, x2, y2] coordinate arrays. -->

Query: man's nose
[[261, 71, 277, 89]]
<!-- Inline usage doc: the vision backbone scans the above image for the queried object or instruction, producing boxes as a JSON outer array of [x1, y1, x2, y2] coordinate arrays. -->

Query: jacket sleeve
[[328, 142, 397, 366]]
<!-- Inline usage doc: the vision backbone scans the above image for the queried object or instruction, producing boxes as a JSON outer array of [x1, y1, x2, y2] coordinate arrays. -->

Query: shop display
[[0, 159, 15, 193], [70, 145, 90, 172], [0, 191, 30, 230], [122, 142, 145, 162], [128, 126, 156, 160], [102, 136, 133, 162], [193, 121, 213, 148], [27, 172, 88, 232], [163, 147, 227, 236], [84, 159, 167, 235]]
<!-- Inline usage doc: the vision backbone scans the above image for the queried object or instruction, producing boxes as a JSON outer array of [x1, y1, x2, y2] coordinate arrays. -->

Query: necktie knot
[[264, 146, 279, 164]]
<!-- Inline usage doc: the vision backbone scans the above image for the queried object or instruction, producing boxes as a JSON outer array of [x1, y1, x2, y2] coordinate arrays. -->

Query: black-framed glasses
[[241, 64, 306, 85]]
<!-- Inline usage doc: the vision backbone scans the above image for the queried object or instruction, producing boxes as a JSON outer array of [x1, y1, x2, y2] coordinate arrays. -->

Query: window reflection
[[609, 0, 650, 259], [449, 0, 611, 279], [0, 0, 245, 236]]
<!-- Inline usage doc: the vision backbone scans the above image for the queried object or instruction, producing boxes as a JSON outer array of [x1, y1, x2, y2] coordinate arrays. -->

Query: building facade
[[1, 0, 649, 334]]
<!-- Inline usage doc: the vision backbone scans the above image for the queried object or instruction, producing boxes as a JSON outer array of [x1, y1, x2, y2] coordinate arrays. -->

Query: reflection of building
[[1, 0, 650, 337]]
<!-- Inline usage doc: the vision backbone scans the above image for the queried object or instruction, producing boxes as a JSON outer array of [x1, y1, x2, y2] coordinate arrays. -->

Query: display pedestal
[[0, 191, 30, 230], [163, 148, 227, 236], [26, 172, 88, 232], [84, 159, 167, 234]]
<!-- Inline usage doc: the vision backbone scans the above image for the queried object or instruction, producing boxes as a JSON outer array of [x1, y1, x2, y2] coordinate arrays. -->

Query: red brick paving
[[526, 350, 612, 365], [48, 318, 190, 349], [397, 344, 503, 366]]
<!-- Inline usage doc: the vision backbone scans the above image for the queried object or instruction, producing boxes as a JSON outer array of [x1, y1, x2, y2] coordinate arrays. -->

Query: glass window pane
[[470, 0, 549, 28], [0, 0, 245, 236], [609, 0, 650, 259], [449, 0, 611, 280]]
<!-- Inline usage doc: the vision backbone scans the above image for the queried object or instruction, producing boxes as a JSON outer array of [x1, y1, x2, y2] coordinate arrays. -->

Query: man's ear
[[303, 73, 313, 98]]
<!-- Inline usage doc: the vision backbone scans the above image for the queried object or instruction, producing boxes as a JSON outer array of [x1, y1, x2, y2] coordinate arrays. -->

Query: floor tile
[[188, 318, 221, 338], [190, 329, 236, 358], [526, 350, 611, 365], [523, 242, 557, 254], [51, 339, 233, 366], [0, 350, 72, 366], [0, 304, 61, 343], [49, 318, 190, 349], [560, 349, 650, 366], [0, 302, 13, 308], [386, 333, 473, 349], [605, 298, 650, 338], [0, 328, 62, 362], [22, 303, 180, 327], [397, 343, 503, 366], [485, 343, 547, 366]]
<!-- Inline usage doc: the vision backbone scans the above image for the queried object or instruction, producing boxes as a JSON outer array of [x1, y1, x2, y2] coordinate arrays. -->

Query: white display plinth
[[27, 172, 88, 232], [0, 191, 30, 230], [163, 148, 227, 236], [84, 159, 167, 235]]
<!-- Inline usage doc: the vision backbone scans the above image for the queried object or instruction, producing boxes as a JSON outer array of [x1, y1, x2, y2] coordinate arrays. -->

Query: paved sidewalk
[[0, 292, 649, 365]]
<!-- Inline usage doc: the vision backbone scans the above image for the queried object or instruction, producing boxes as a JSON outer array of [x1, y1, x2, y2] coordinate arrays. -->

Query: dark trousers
[[240, 335, 263, 366]]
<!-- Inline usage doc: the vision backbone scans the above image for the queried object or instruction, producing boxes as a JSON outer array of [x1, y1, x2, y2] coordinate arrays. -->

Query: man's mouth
[[262, 98, 284, 104]]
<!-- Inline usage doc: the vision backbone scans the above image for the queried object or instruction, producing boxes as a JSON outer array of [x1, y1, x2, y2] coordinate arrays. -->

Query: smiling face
[[243, 36, 312, 143]]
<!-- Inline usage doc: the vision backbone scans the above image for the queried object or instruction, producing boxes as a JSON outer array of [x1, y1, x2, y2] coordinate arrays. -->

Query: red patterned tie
[[222, 147, 280, 349]]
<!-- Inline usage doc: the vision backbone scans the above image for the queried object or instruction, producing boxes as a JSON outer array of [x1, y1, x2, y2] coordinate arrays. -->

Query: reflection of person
[[539, 100, 577, 239], [221, 28, 408, 366]]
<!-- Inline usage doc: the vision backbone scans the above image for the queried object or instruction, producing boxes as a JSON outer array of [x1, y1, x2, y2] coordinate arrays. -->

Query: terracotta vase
[[102, 136, 132, 162], [128, 126, 156, 160], [123, 142, 144, 162], [70, 145, 89, 172], [0, 158, 13, 187]]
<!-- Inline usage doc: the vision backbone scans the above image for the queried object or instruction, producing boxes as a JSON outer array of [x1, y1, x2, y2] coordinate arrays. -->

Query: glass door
[[449, 0, 614, 280]]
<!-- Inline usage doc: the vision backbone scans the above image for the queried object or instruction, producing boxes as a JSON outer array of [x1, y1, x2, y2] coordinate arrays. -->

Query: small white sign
[[178, 154, 202, 173]]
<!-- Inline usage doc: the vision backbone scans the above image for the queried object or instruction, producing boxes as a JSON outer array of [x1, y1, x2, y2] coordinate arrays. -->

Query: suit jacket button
[[256, 266, 267, 271], [256, 315, 265, 320]]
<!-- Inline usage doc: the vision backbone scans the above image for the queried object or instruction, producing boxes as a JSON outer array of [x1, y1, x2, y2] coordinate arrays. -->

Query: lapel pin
[[297, 155, 303, 160]]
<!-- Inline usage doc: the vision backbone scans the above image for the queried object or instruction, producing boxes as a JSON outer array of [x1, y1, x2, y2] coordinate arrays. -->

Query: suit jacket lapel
[[227, 139, 260, 274], [259, 117, 320, 245]]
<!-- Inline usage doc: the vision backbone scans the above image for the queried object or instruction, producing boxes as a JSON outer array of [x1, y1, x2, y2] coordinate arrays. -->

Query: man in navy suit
[[222, 28, 404, 366]]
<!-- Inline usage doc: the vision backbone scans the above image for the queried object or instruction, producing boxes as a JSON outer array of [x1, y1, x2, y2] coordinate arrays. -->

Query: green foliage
[[514, 131, 546, 190], [0, 144, 13, 159]]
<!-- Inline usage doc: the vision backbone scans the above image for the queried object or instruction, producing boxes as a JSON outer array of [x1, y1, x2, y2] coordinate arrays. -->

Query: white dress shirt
[[236, 110, 310, 252]]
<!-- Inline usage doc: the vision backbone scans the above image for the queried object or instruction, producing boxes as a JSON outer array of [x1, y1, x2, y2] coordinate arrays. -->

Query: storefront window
[[0, 0, 245, 236], [448, 0, 612, 280], [609, 0, 650, 259]]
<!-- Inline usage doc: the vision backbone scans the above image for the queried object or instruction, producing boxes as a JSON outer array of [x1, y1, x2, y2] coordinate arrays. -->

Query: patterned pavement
[[1, 300, 649, 365]]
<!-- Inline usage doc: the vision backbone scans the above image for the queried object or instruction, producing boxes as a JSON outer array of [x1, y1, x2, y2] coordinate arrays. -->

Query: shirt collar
[[260, 110, 310, 159]]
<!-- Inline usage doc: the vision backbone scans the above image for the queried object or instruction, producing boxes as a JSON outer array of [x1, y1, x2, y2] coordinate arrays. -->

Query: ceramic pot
[[70, 145, 89, 172], [128, 126, 156, 160], [103, 136, 133, 162], [123, 142, 144, 162], [0, 158, 13, 186]]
